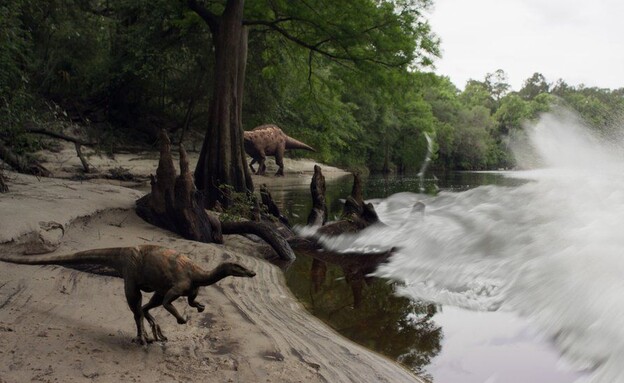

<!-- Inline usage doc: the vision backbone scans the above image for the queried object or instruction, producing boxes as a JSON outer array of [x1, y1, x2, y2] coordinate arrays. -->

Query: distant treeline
[[2, 1, 623, 173]]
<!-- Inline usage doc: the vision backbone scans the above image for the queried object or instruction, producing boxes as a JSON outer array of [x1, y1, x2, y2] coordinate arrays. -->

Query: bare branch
[[243, 17, 294, 26], [187, 0, 219, 33], [247, 18, 409, 69], [23, 126, 97, 146]]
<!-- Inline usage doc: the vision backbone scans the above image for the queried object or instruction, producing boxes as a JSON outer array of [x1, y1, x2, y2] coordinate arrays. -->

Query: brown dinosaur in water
[[244, 124, 315, 176], [0, 245, 256, 345]]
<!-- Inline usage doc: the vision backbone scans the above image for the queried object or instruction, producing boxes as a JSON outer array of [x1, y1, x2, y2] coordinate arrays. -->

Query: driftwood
[[23, 126, 97, 146], [0, 140, 51, 177], [222, 220, 295, 261], [23, 125, 96, 173]]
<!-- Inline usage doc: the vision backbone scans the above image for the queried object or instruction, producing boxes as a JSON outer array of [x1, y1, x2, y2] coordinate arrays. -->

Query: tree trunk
[[194, 0, 253, 209], [0, 170, 8, 193]]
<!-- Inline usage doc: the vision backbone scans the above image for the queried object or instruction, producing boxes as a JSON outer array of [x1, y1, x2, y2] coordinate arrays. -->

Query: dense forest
[[2, 0, 624, 181]]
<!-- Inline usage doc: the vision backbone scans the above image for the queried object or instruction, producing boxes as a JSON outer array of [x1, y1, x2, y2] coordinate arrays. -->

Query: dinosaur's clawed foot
[[151, 324, 168, 342], [132, 335, 149, 345], [177, 317, 187, 325], [132, 328, 158, 345], [196, 303, 205, 313]]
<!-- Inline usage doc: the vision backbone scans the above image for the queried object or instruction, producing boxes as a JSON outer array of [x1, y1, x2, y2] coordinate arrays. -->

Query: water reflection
[[281, 171, 530, 380], [285, 248, 442, 377]]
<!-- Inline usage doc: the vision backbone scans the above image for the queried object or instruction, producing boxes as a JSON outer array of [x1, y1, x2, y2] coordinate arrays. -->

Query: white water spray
[[314, 108, 624, 382], [417, 132, 434, 193]]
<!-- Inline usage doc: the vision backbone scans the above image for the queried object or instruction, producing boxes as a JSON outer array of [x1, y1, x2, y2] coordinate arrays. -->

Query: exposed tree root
[[136, 130, 295, 261]]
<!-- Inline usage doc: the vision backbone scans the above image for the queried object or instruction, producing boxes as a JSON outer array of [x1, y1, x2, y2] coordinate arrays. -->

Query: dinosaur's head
[[221, 262, 256, 278]]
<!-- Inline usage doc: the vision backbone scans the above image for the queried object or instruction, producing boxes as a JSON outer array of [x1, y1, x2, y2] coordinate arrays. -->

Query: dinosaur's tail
[[285, 136, 315, 152], [0, 247, 130, 268]]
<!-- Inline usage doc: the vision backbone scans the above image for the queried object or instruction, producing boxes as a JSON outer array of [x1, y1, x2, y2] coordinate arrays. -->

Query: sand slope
[[0, 173, 421, 383]]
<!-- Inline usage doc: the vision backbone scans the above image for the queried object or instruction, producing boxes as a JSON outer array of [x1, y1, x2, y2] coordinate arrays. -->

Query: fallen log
[[0, 140, 51, 177], [222, 220, 295, 261], [23, 125, 95, 173]]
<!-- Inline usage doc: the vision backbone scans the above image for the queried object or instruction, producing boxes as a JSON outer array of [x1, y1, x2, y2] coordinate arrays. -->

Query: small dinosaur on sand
[[0, 245, 256, 345], [244, 124, 315, 176]]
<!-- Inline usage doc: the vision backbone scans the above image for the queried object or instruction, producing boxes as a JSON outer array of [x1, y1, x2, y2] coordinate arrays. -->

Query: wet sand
[[0, 144, 422, 383]]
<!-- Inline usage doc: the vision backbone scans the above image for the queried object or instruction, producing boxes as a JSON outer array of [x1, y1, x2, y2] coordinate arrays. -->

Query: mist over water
[[313, 109, 624, 382]]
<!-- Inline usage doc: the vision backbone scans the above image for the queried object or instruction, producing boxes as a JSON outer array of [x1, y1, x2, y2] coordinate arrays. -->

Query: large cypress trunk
[[194, 0, 253, 209]]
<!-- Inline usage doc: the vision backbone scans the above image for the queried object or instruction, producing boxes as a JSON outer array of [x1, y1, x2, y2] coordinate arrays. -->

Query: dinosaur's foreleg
[[163, 289, 187, 324], [142, 293, 167, 342], [188, 290, 205, 313], [274, 147, 285, 177], [249, 158, 257, 173], [257, 151, 267, 175], [125, 283, 149, 345]]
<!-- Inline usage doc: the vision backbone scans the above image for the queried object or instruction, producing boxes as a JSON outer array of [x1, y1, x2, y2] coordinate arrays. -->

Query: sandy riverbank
[[0, 146, 422, 383]]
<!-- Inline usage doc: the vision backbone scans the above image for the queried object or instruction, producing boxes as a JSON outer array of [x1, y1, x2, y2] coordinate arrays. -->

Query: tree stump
[[317, 172, 380, 236], [289, 170, 384, 246], [306, 165, 327, 226], [136, 130, 220, 243], [136, 130, 294, 261]]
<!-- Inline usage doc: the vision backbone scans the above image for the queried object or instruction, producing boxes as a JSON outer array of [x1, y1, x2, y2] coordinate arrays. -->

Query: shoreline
[[0, 149, 423, 382]]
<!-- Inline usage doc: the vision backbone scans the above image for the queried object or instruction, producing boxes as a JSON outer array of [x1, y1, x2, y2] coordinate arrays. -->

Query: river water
[[278, 109, 624, 382]]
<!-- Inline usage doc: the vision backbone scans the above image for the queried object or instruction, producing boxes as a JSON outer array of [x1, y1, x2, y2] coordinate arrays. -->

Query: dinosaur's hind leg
[[125, 283, 149, 345], [142, 293, 168, 342]]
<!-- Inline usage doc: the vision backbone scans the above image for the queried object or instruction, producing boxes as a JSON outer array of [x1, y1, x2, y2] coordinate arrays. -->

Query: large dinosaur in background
[[244, 124, 315, 176], [0, 245, 256, 345]]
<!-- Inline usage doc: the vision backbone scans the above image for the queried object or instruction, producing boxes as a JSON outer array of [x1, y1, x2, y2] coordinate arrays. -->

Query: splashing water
[[313, 109, 624, 382], [418, 132, 434, 193]]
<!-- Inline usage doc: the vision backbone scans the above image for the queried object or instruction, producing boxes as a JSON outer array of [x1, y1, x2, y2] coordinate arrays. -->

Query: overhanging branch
[[187, 0, 219, 33], [246, 19, 409, 69]]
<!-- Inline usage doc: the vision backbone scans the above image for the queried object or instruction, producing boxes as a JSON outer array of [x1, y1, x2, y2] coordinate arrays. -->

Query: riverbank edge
[[0, 151, 424, 383]]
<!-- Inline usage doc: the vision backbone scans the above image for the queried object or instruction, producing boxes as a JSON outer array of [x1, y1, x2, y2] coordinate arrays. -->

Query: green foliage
[[3, 1, 623, 175], [493, 95, 530, 134], [518, 72, 550, 100], [0, 1, 34, 146], [217, 184, 259, 221]]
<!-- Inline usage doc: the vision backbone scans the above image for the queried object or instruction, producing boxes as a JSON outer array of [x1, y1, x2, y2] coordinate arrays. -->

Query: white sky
[[426, 0, 624, 91]]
